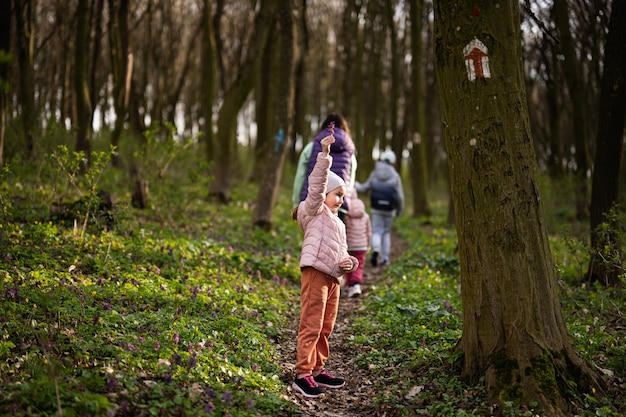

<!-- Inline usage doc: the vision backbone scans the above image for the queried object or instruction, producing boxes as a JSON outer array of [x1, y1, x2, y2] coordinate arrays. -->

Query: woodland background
[[1, 0, 625, 416], [1, 1, 623, 216]]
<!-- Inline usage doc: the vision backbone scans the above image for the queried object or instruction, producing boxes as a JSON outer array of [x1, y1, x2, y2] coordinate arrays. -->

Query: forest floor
[[277, 231, 409, 417]]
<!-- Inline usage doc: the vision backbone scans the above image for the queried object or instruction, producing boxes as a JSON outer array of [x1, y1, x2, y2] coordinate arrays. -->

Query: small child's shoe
[[292, 375, 325, 398], [346, 283, 362, 298], [313, 370, 345, 388]]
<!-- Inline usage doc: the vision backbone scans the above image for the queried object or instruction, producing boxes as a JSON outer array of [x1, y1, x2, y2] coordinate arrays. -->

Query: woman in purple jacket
[[299, 113, 356, 221]]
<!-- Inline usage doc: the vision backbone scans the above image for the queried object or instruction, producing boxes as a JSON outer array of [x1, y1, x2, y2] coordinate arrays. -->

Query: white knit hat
[[381, 150, 397, 165], [326, 171, 346, 194]]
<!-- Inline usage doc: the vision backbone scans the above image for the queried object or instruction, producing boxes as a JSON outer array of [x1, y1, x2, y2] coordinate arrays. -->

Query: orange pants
[[296, 267, 340, 375]]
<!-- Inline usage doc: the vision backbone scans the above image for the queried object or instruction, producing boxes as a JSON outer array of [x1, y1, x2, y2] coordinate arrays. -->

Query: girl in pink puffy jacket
[[343, 192, 371, 298], [290, 134, 359, 398]]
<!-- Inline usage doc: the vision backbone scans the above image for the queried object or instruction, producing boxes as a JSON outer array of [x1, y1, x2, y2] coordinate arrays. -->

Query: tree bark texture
[[409, 0, 432, 219], [433, 1, 603, 414], [588, 0, 626, 286], [289, 0, 309, 165], [340, 0, 367, 180], [108, 0, 131, 167], [74, 0, 94, 172], [252, 1, 296, 230]]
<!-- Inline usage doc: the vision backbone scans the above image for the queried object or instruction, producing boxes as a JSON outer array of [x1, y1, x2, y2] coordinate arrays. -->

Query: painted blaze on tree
[[433, 2, 603, 416]]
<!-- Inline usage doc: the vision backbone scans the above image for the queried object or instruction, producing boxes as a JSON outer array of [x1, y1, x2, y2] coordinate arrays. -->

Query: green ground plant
[[348, 212, 625, 416], [1, 149, 302, 416], [1, 145, 624, 416]]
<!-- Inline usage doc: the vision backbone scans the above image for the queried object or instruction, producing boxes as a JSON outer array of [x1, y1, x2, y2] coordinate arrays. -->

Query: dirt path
[[278, 231, 407, 417]]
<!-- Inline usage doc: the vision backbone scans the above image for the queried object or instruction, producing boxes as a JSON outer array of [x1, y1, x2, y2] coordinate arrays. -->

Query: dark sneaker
[[370, 251, 379, 267], [292, 375, 325, 398], [313, 370, 345, 388]]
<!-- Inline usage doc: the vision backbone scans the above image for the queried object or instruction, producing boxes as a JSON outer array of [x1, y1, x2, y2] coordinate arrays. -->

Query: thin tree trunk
[[409, 0, 431, 219], [74, 0, 94, 172], [89, 0, 104, 113], [108, 0, 130, 167], [587, 0, 626, 286], [252, 1, 296, 230], [384, 0, 401, 160], [433, 2, 603, 414], [210, 0, 277, 203], [15, 0, 36, 157], [252, 30, 274, 182], [201, 0, 216, 164], [553, 0, 591, 220], [164, 22, 203, 126], [0, 0, 10, 167], [361, 3, 383, 175], [541, 36, 565, 179], [213, 0, 226, 95], [336, 0, 365, 178], [290, 0, 309, 165]]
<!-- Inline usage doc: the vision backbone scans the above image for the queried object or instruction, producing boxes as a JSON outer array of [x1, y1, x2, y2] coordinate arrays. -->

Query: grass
[[1, 143, 625, 416], [1, 146, 303, 416]]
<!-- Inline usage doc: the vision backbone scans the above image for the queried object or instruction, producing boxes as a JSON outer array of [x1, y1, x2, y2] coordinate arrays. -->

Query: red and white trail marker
[[463, 38, 491, 81]]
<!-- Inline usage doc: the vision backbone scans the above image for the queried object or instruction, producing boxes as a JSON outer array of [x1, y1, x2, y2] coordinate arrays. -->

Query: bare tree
[[343, 0, 365, 172], [361, 1, 385, 175], [74, 0, 94, 172], [408, 0, 431, 219], [200, 0, 217, 163], [434, 1, 604, 414], [553, 0, 592, 220], [210, 0, 277, 203], [0, 0, 10, 167], [384, 0, 401, 159], [588, 0, 626, 286], [252, 0, 296, 230], [289, 0, 310, 164], [15, 0, 36, 157], [108, 0, 131, 167]]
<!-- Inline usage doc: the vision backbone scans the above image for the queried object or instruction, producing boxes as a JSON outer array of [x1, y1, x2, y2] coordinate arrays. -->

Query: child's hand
[[339, 258, 354, 272], [320, 135, 335, 155]]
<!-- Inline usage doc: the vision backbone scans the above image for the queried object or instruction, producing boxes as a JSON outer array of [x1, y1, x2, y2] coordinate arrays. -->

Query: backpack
[[370, 182, 398, 211]]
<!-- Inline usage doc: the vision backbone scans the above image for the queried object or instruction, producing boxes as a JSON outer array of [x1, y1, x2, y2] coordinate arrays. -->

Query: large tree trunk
[[408, 0, 431, 219], [553, 0, 591, 220], [252, 1, 296, 230], [433, 1, 604, 415], [74, 0, 94, 172], [210, 0, 277, 203], [587, 0, 626, 287]]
